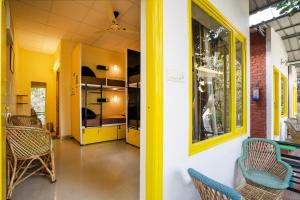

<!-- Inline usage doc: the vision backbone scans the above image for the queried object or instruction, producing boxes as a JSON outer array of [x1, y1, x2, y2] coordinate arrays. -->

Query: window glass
[[31, 87, 46, 125], [192, 3, 231, 143], [236, 40, 243, 127]]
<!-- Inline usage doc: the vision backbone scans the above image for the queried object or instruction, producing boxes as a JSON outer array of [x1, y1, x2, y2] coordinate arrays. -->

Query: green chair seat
[[246, 169, 289, 189], [237, 138, 292, 191]]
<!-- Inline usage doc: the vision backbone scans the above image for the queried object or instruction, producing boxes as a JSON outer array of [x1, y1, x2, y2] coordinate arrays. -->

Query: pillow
[[81, 108, 96, 119], [81, 66, 96, 77]]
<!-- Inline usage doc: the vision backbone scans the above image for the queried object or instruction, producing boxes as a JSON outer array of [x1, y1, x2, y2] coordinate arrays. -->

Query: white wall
[[162, 0, 250, 199], [289, 65, 297, 116], [266, 28, 289, 139], [140, 0, 146, 199]]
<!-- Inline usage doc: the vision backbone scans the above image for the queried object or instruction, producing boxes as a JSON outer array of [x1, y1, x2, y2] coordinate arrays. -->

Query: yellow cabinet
[[127, 128, 140, 147], [99, 126, 118, 141], [117, 125, 126, 139], [82, 126, 119, 145], [82, 127, 99, 144]]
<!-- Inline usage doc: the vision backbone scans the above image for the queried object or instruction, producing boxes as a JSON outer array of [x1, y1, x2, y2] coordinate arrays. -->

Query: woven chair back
[[244, 139, 279, 172], [191, 178, 234, 200], [10, 115, 42, 128], [6, 126, 51, 159], [188, 168, 241, 200], [285, 121, 295, 133], [284, 120, 298, 134]]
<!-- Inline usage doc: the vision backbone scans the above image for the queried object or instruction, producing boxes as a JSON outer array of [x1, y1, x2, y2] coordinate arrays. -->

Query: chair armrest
[[237, 156, 248, 178], [188, 168, 242, 200], [277, 160, 293, 185]]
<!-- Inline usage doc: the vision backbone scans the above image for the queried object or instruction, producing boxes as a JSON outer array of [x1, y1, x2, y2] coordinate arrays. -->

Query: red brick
[[250, 32, 267, 138]]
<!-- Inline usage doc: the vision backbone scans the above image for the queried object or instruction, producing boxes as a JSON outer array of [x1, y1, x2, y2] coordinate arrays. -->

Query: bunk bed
[[127, 49, 140, 147]]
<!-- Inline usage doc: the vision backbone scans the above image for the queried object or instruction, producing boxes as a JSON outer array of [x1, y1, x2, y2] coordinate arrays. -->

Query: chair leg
[[37, 152, 56, 183], [6, 159, 17, 200], [50, 151, 56, 183]]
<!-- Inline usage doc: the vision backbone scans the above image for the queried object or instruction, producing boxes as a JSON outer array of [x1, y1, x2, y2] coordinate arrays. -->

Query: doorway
[[56, 71, 59, 137], [31, 82, 46, 125]]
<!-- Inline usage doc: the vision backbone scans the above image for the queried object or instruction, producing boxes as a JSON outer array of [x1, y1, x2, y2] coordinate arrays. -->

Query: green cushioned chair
[[238, 138, 292, 195]]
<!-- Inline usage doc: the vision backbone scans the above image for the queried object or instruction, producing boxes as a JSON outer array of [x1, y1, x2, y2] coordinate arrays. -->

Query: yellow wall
[[71, 43, 81, 142], [6, 42, 17, 116], [15, 48, 56, 130], [0, 0, 6, 197], [57, 40, 76, 137]]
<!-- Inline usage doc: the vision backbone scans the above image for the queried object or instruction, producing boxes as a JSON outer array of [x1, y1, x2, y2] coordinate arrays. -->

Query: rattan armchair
[[6, 126, 56, 199], [188, 168, 242, 200], [285, 119, 300, 139], [10, 115, 42, 128], [237, 138, 292, 198]]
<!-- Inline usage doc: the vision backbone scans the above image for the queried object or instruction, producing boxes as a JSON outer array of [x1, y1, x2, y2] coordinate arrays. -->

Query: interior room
[[5, 0, 141, 199]]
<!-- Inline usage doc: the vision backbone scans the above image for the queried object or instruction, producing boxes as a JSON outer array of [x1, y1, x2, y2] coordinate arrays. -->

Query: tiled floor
[[10, 138, 300, 200], [12, 139, 140, 200]]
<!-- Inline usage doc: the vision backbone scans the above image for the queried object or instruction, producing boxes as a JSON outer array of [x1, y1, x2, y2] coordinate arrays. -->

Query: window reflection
[[192, 3, 231, 143], [236, 40, 243, 127]]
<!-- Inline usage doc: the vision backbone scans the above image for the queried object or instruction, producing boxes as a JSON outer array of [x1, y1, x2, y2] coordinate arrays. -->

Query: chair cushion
[[246, 169, 289, 189]]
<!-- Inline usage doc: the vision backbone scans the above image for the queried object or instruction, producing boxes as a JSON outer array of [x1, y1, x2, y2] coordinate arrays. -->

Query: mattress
[[83, 115, 126, 127]]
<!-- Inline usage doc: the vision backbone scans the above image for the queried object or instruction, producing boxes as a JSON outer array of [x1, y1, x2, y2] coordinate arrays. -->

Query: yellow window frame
[[281, 74, 288, 117], [189, 0, 247, 155], [273, 67, 280, 137], [293, 86, 298, 116]]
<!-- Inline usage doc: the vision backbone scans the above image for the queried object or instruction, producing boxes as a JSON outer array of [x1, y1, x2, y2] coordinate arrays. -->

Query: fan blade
[[120, 27, 139, 34], [107, 4, 117, 24], [95, 28, 112, 34]]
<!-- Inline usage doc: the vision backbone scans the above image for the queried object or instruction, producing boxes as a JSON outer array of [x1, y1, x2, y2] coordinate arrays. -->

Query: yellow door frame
[[273, 67, 280, 137], [281, 74, 288, 117], [0, 0, 6, 198], [145, 1, 163, 200], [292, 86, 298, 116]]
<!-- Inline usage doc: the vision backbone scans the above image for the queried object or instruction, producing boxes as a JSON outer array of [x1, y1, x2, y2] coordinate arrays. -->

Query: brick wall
[[250, 32, 267, 138]]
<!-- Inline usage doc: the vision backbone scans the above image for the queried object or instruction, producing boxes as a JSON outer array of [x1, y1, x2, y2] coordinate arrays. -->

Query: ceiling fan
[[96, 5, 139, 34]]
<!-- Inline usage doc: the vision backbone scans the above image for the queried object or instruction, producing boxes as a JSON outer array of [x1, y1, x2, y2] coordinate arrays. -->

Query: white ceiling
[[10, 0, 140, 54]]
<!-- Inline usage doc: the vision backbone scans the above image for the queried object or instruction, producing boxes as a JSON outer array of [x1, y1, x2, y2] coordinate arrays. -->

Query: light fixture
[[53, 60, 60, 71], [113, 64, 118, 72], [113, 95, 118, 102]]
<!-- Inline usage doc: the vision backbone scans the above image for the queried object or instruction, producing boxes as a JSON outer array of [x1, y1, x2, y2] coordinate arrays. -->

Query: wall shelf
[[16, 94, 29, 104]]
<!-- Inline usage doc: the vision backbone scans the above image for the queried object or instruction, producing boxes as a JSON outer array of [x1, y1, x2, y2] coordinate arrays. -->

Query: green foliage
[[274, 0, 300, 16]]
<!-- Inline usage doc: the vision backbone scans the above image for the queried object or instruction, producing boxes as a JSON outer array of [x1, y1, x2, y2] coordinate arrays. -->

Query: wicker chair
[[188, 168, 242, 200], [237, 138, 292, 198], [9, 115, 42, 128], [284, 119, 300, 139], [6, 126, 56, 199]]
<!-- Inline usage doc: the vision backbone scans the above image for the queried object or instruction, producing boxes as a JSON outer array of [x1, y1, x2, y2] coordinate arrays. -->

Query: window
[[192, 3, 231, 142], [190, 0, 246, 155], [236, 40, 243, 127], [281, 75, 288, 117]]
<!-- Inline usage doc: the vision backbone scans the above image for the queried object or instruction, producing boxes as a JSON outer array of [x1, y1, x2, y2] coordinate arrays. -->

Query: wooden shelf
[[17, 102, 28, 104], [16, 94, 28, 96]]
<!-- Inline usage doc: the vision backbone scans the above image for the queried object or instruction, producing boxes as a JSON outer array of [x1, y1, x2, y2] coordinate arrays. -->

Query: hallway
[[12, 140, 140, 200]]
